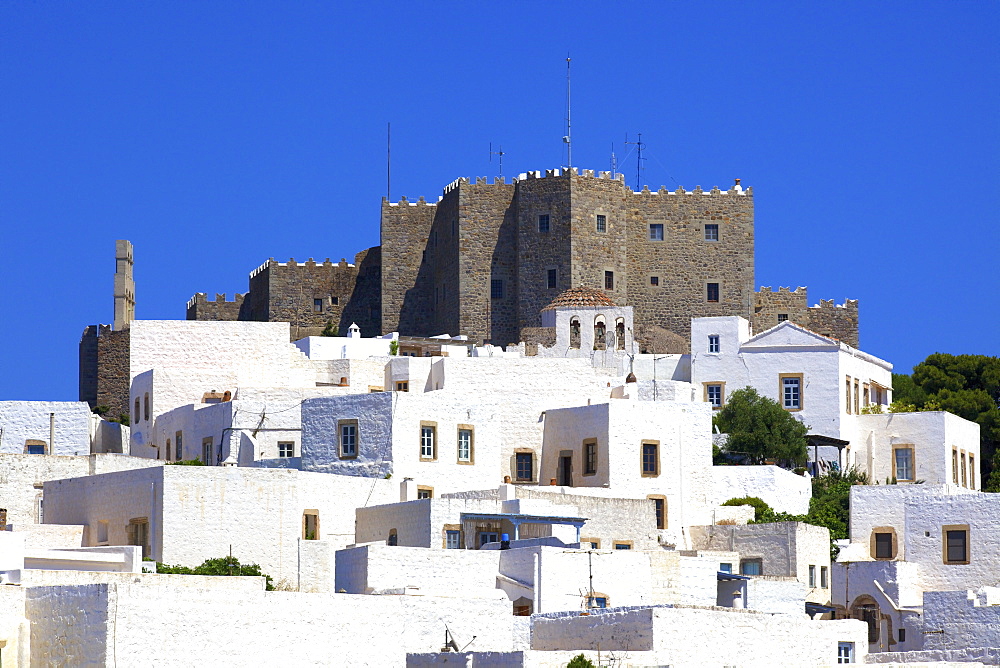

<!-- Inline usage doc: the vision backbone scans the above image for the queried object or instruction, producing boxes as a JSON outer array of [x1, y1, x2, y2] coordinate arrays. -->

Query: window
[[97, 520, 109, 544], [582, 538, 601, 549], [649, 496, 666, 530], [127, 518, 150, 559], [953, 449, 959, 484], [706, 282, 719, 303], [457, 427, 473, 463], [837, 642, 855, 664], [894, 447, 914, 481], [479, 531, 499, 547], [898, 628, 906, 643], [547, 268, 557, 289], [596, 214, 606, 232], [970, 455, 976, 490], [704, 223, 719, 241], [303, 511, 319, 540], [515, 452, 534, 482], [446, 530, 461, 549], [777, 313, 788, 322], [537, 214, 550, 233], [649, 223, 664, 241], [166, 438, 172, 460], [845, 377, 852, 414], [604, 271, 614, 290], [417, 486, 433, 499], [202, 437, 214, 466], [705, 383, 724, 409], [821, 566, 829, 588], [708, 335, 720, 353], [650, 275, 659, 286], [143, 393, 149, 421], [613, 542, 632, 550], [874, 532, 894, 559], [420, 424, 437, 460], [313, 298, 323, 312], [175, 431, 183, 460], [387, 529, 398, 546], [331, 296, 339, 306], [719, 563, 732, 573], [943, 526, 969, 564], [740, 559, 762, 575], [587, 595, 608, 608], [641, 441, 659, 477], [278, 442, 294, 458], [340, 421, 358, 458], [395, 381, 409, 392], [491, 279, 504, 300], [809, 565, 816, 587], [25, 441, 45, 455], [134, 398, 140, 424], [961, 452, 967, 487], [854, 379, 860, 415], [780, 374, 803, 410], [583, 440, 597, 476]]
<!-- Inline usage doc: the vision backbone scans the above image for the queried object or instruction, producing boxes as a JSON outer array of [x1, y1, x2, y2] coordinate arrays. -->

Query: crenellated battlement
[[249, 257, 356, 279], [384, 194, 439, 207], [758, 286, 808, 295], [185, 292, 247, 310], [812, 299, 859, 311]]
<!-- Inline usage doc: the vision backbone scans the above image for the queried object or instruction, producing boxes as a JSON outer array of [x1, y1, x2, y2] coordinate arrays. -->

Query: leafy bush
[[169, 459, 205, 466], [157, 556, 274, 590], [389, 340, 399, 356], [721, 496, 773, 523], [566, 655, 595, 668], [321, 320, 338, 337]]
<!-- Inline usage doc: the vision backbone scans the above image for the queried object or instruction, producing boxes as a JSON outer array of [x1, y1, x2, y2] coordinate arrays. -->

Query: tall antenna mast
[[610, 142, 617, 179], [563, 55, 572, 170], [386, 122, 391, 201], [626, 132, 645, 189], [489, 142, 506, 179]]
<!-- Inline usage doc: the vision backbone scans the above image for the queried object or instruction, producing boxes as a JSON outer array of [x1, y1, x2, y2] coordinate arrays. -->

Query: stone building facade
[[382, 169, 757, 347], [753, 287, 859, 347]]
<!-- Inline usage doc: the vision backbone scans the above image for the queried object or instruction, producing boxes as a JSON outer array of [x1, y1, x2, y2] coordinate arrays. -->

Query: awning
[[717, 572, 750, 581], [806, 434, 850, 449], [805, 602, 836, 617]]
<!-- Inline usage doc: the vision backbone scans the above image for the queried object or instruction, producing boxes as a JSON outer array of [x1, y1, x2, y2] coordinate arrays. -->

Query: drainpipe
[[533, 552, 541, 614], [49, 413, 55, 454]]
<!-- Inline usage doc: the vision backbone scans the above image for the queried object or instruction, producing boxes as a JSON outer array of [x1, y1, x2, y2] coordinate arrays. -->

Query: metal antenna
[[626, 132, 645, 189], [386, 122, 391, 201], [610, 142, 617, 179], [563, 55, 572, 170], [489, 142, 505, 179]]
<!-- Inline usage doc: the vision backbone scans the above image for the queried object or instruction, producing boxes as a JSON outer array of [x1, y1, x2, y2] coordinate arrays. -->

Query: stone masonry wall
[[626, 182, 755, 343], [338, 246, 382, 337], [79, 325, 130, 420], [381, 197, 437, 335], [248, 258, 360, 340], [185, 293, 246, 321], [754, 287, 859, 347]]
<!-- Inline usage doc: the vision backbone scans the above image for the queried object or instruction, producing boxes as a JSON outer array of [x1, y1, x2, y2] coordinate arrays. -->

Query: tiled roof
[[542, 286, 617, 310]]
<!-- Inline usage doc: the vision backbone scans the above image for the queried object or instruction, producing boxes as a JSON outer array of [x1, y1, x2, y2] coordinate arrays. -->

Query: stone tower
[[113, 239, 135, 331]]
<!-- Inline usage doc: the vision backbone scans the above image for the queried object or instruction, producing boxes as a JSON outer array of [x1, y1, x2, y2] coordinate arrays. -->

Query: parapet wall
[[753, 287, 859, 348], [186, 293, 246, 321]]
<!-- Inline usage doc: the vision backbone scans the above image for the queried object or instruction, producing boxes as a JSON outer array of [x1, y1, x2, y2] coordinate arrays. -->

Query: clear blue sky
[[2, 2, 998, 401]]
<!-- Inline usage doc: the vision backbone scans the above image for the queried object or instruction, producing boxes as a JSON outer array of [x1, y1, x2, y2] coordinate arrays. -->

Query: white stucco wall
[[0, 401, 94, 456], [335, 544, 503, 598], [851, 411, 981, 487], [690, 316, 892, 448], [711, 465, 812, 515], [41, 466, 396, 585], [26, 583, 513, 667]]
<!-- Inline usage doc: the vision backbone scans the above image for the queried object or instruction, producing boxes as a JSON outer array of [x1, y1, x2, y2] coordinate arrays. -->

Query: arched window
[[569, 317, 581, 349], [388, 529, 398, 546], [615, 318, 626, 351], [594, 316, 607, 351]]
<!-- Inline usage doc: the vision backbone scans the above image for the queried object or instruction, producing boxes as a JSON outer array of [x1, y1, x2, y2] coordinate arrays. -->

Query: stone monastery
[[0, 167, 996, 667]]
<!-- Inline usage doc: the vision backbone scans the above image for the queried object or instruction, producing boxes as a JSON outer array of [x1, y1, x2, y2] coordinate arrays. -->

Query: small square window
[[613, 542, 631, 550], [708, 335, 720, 353], [446, 530, 461, 549], [706, 384, 723, 408], [331, 296, 339, 306], [395, 381, 409, 392], [944, 527, 969, 564], [837, 642, 855, 663], [313, 298, 323, 312], [596, 214, 606, 232], [777, 313, 788, 322], [538, 214, 550, 233], [707, 282, 720, 302], [649, 223, 664, 241], [278, 442, 294, 458], [604, 271, 614, 290], [740, 559, 762, 576], [588, 596, 608, 608], [705, 223, 719, 241], [719, 563, 732, 573], [650, 276, 659, 286], [547, 268, 557, 289], [417, 487, 433, 500], [26, 443, 45, 455], [491, 279, 504, 300]]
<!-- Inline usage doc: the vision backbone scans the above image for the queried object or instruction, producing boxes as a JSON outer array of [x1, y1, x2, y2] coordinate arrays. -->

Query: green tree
[[388, 340, 399, 356], [893, 354, 1000, 490], [157, 556, 274, 590], [566, 655, 595, 668], [321, 320, 338, 337], [713, 387, 808, 466], [721, 496, 774, 523]]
